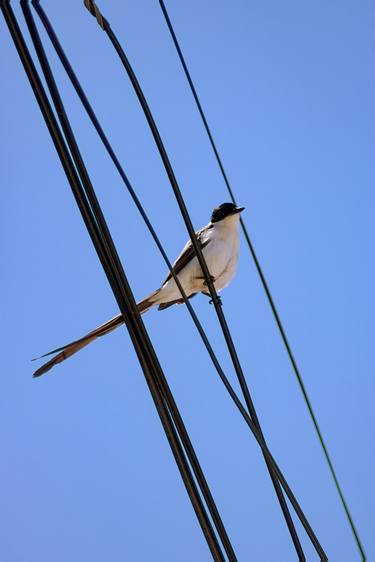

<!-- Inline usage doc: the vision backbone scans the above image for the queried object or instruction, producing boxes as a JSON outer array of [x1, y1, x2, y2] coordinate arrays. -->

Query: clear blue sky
[[1, 1, 374, 560]]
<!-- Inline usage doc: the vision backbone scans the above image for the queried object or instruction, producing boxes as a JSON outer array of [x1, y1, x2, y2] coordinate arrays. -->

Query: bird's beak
[[232, 206, 245, 214]]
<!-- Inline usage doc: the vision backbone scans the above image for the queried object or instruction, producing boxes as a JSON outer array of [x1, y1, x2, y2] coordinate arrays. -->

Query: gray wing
[[161, 225, 213, 286]]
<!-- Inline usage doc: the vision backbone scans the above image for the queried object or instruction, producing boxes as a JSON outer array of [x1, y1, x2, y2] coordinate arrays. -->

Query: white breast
[[204, 224, 240, 291]]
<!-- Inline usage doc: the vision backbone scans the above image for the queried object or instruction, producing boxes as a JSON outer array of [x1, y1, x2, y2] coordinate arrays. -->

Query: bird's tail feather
[[32, 290, 159, 378]]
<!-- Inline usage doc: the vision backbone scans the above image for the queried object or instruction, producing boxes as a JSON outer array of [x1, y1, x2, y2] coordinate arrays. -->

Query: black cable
[[82, 2, 327, 559], [2, 3, 326, 557], [21, 2, 233, 559], [27, 7, 330, 562], [3, 2, 229, 560], [157, 3, 366, 560]]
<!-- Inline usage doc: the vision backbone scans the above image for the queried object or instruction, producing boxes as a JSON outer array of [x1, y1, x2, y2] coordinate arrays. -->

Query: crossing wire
[[82, 0, 304, 556], [3, 1, 231, 560], [157, 1, 366, 560], [82, 1, 329, 559], [30, 3, 336, 560]]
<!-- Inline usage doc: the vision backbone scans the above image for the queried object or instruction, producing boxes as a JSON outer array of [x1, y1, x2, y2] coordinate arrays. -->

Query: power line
[[3, 2, 233, 559], [83, 1, 303, 556], [83, 1, 329, 559], [157, 1, 366, 560]]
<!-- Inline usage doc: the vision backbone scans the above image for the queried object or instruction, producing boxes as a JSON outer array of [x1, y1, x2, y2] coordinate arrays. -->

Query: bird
[[32, 202, 245, 378]]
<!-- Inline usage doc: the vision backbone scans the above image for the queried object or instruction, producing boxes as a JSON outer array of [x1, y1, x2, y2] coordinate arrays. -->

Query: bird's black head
[[211, 202, 245, 223]]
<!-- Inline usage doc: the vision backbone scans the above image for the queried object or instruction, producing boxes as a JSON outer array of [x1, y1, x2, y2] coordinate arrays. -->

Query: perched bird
[[33, 202, 244, 377]]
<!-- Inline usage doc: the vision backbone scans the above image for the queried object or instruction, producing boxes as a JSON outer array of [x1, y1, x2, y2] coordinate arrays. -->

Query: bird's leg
[[202, 291, 217, 304], [197, 276, 222, 305], [208, 294, 222, 305]]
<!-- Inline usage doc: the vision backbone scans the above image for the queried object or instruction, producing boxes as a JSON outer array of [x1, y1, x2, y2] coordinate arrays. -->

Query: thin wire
[[82, 2, 329, 559], [157, 1, 366, 560], [28, 6, 337, 562], [82, 2, 304, 557], [5, 2, 229, 560]]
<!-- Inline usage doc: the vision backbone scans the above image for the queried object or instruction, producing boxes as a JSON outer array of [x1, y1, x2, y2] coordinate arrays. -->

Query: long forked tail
[[32, 291, 158, 378]]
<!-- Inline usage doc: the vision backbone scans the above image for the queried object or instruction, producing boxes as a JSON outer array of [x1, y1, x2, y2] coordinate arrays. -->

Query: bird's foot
[[202, 291, 222, 306]]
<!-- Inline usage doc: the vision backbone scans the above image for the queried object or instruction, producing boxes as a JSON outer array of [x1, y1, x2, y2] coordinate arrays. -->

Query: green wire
[[158, 1, 366, 558]]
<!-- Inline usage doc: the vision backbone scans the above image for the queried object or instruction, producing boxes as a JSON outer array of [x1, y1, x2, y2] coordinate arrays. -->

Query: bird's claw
[[203, 293, 222, 305], [210, 295, 222, 305]]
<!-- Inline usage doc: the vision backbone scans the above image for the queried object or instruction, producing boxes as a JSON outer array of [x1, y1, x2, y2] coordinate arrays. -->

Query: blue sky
[[1, 1, 374, 560]]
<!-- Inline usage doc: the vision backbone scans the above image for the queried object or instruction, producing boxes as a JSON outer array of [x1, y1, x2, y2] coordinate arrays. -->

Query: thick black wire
[[4, 2, 228, 560], [2, 5, 327, 557], [25, 7, 238, 561], [28, 6, 333, 562], [82, 2, 328, 559], [21, 3, 234, 560], [157, 2, 366, 560]]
